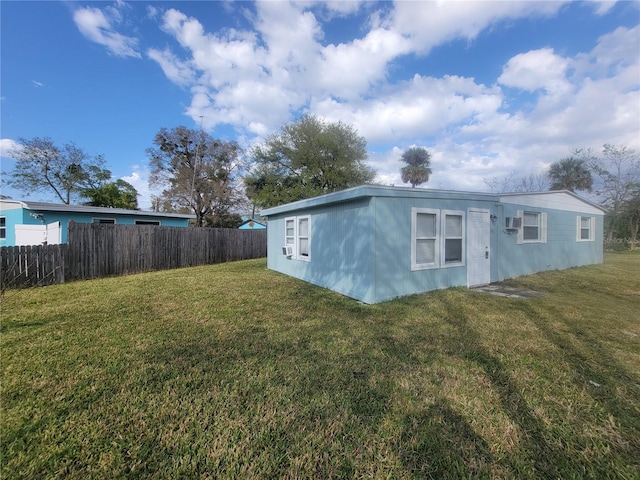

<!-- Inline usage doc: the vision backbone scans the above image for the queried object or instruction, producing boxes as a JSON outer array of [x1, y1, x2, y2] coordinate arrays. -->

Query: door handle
[[485, 250, 489, 259]]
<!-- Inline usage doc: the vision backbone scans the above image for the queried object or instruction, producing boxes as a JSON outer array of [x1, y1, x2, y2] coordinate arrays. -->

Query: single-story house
[[238, 218, 267, 230], [0, 200, 195, 246], [261, 185, 605, 304]]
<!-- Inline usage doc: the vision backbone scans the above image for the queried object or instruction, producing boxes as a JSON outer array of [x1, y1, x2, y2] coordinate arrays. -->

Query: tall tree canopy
[[5, 137, 111, 204], [399, 147, 432, 188], [547, 157, 593, 192], [81, 179, 138, 210], [245, 115, 376, 209], [147, 126, 245, 227]]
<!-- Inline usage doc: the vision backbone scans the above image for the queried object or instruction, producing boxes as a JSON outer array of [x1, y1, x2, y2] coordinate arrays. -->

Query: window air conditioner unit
[[505, 216, 522, 229], [282, 245, 294, 257]]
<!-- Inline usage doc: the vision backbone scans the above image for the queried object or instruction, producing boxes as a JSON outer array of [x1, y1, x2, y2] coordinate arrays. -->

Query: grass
[[1, 253, 639, 479]]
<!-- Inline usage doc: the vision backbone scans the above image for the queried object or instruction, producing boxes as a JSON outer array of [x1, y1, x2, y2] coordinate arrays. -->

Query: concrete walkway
[[472, 284, 545, 299]]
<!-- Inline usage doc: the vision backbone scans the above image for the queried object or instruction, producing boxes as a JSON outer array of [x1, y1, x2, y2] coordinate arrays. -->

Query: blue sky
[[1, 1, 639, 210]]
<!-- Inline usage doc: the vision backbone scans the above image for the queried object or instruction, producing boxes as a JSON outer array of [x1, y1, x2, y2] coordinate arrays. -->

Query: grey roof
[[2, 200, 196, 219], [261, 184, 606, 216]]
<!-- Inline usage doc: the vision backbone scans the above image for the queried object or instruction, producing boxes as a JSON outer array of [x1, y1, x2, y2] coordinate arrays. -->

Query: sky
[[1, 0, 639, 211]]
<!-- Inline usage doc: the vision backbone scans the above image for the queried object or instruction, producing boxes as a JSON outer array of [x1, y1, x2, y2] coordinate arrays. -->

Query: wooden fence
[[1, 222, 267, 290]]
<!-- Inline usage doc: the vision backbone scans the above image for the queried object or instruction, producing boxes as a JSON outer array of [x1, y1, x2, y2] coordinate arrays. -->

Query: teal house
[[0, 200, 195, 246], [238, 218, 267, 230], [261, 186, 605, 304]]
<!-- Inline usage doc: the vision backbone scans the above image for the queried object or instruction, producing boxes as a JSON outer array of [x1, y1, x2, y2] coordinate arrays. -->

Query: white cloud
[[134, 2, 640, 192], [0, 138, 21, 158], [31, 80, 44, 88], [388, 1, 565, 55], [590, 1, 618, 16], [498, 48, 571, 96], [73, 5, 140, 58], [121, 165, 152, 210], [147, 48, 195, 86]]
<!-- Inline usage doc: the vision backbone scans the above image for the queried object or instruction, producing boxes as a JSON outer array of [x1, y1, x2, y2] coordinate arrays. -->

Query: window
[[92, 218, 115, 224], [443, 212, 464, 265], [577, 216, 595, 242], [0, 217, 5, 240], [297, 216, 310, 260], [135, 220, 161, 225], [284, 215, 311, 261], [517, 210, 547, 244], [412, 208, 439, 269], [285, 217, 295, 251], [411, 208, 465, 270], [523, 212, 540, 241]]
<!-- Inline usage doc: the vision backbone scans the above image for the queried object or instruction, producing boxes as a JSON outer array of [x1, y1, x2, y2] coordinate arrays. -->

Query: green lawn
[[1, 253, 639, 479]]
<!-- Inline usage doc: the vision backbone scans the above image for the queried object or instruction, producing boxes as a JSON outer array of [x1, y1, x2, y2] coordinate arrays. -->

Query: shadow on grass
[[520, 302, 640, 467], [430, 296, 567, 478], [400, 399, 494, 478]]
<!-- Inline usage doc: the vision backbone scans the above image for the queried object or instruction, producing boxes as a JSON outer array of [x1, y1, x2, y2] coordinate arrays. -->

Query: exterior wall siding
[[371, 196, 499, 303], [263, 186, 605, 304], [1, 203, 191, 246], [267, 198, 376, 303], [497, 204, 603, 281]]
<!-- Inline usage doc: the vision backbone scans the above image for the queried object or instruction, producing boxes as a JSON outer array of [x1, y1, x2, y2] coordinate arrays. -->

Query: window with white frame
[[443, 211, 464, 265], [0, 217, 6, 240], [517, 210, 547, 244], [92, 218, 116, 224], [412, 208, 439, 270], [284, 215, 311, 261], [285, 217, 295, 253], [577, 216, 595, 242], [523, 212, 540, 241], [411, 208, 465, 270], [297, 216, 310, 260]]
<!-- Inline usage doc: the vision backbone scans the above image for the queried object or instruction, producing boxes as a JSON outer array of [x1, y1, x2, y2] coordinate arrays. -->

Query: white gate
[[15, 222, 62, 246]]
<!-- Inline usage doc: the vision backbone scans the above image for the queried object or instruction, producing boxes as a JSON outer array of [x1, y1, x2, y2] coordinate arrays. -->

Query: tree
[[5, 137, 111, 204], [81, 179, 138, 209], [589, 144, 640, 241], [400, 147, 432, 188], [547, 157, 593, 192], [245, 115, 375, 209], [484, 171, 549, 193], [620, 187, 640, 249], [147, 126, 245, 227]]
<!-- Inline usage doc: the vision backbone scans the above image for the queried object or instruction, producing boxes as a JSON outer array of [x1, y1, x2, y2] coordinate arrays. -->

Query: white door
[[467, 209, 491, 287]]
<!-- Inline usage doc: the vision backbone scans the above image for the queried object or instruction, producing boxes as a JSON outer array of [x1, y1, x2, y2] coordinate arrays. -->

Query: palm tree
[[400, 147, 432, 188], [548, 157, 593, 192]]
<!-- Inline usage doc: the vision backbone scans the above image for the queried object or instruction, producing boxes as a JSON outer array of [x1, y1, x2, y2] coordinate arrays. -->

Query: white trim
[[517, 210, 524, 244], [500, 191, 604, 215], [297, 215, 311, 262], [284, 215, 311, 261], [441, 209, 465, 268], [284, 216, 296, 257], [517, 210, 546, 244], [411, 207, 440, 270], [577, 215, 595, 242]]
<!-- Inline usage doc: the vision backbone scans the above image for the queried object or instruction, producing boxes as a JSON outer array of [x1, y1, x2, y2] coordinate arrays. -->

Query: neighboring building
[[0, 200, 195, 246], [262, 185, 605, 304], [238, 218, 267, 230]]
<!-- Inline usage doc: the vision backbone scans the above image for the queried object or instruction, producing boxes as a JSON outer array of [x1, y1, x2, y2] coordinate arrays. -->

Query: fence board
[[1, 223, 267, 290]]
